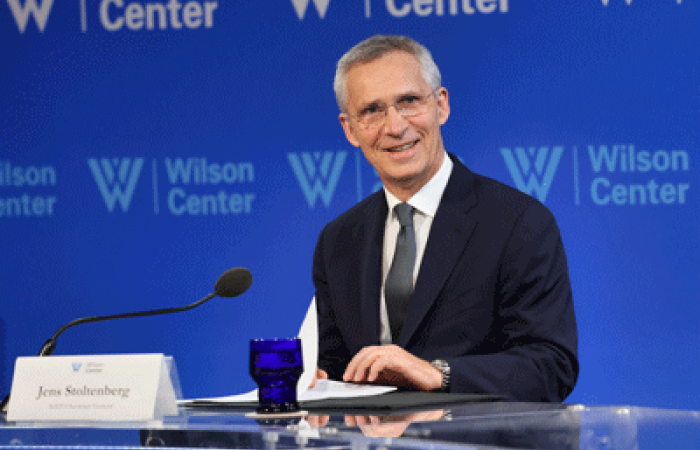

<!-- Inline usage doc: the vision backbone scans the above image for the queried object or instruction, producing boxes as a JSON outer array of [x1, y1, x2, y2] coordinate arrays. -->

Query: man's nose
[[383, 105, 408, 135]]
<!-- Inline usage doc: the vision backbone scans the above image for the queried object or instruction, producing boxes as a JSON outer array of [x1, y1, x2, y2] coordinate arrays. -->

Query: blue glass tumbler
[[249, 338, 303, 414]]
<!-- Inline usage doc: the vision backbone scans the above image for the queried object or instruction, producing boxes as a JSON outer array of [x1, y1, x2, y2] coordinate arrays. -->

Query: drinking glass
[[249, 338, 303, 414]]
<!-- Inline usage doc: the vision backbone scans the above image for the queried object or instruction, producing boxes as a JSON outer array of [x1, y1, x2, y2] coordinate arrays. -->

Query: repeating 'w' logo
[[88, 158, 144, 212], [288, 152, 346, 208], [290, 0, 330, 19], [501, 147, 563, 203], [6, 0, 55, 33]]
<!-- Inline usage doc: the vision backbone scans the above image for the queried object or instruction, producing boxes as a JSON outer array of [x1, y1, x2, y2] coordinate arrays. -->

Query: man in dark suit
[[313, 35, 578, 402]]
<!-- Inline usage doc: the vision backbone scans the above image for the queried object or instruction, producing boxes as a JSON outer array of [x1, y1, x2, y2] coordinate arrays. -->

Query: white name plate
[[7, 354, 178, 422]]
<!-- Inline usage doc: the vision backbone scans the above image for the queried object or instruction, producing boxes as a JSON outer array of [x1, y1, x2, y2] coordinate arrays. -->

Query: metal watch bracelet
[[430, 359, 451, 391]]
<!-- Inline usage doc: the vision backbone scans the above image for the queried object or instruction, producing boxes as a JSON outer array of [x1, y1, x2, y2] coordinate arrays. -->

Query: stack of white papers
[[182, 379, 395, 404]]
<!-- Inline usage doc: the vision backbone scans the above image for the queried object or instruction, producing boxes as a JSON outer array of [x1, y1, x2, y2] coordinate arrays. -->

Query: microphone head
[[215, 267, 253, 297]]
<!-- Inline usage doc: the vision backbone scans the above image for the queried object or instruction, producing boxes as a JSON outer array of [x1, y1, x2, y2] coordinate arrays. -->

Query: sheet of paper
[[296, 297, 318, 397], [182, 379, 396, 404], [299, 379, 396, 401]]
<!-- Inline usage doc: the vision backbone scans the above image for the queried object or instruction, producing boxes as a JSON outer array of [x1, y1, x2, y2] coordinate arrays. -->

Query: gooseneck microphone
[[0, 267, 252, 412]]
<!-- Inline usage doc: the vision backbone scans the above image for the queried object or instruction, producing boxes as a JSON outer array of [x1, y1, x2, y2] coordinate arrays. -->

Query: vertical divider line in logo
[[356, 150, 363, 202], [365, 0, 371, 18], [152, 159, 159, 214], [573, 146, 580, 205], [80, 0, 87, 32]]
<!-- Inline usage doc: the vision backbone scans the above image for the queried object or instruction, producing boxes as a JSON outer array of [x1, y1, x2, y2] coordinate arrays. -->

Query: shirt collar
[[384, 153, 453, 218]]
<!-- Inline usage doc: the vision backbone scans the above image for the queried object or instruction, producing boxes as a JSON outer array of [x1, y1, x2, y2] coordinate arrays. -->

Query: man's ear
[[339, 113, 361, 148], [436, 87, 450, 126]]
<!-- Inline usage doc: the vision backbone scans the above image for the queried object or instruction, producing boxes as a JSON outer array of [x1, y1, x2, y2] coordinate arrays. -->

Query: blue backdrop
[[1, 0, 698, 409]]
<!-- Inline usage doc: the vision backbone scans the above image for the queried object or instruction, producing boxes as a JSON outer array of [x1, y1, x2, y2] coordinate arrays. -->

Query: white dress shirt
[[380, 154, 454, 345]]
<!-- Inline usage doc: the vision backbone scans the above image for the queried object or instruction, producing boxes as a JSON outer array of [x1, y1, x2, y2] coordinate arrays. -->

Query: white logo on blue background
[[6, 0, 54, 33], [290, 0, 330, 19], [288, 151, 346, 208], [501, 146, 563, 203], [88, 158, 144, 212]]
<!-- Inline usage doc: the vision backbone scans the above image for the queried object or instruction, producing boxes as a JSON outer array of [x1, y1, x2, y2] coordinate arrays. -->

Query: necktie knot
[[394, 203, 414, 229]]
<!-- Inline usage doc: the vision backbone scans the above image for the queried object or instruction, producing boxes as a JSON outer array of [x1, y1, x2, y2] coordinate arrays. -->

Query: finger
[[307, 415, 330, 428], [366, 356, 391, 382], [343, 347, 373, 381], [306, 415, 323, 428], [355, 415, 371, 426], [350, 351, 383, 383], [343, 347, 374, 382], [309, 367, 327, 388]]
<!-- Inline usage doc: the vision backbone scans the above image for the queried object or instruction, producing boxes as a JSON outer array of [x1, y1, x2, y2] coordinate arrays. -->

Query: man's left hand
[[343, 345, 443, 391]]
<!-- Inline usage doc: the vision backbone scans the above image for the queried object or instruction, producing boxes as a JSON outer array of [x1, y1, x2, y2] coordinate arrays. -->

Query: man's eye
[[361, 105, 381, 116], [398, 95, 420, 106]]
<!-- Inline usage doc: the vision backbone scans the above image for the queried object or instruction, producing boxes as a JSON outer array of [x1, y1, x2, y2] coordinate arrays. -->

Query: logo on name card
[[501, 146, 563, 203], [71, 362, 82, 372], [88, 158, 144, 212], [288, 151, 347, 207]]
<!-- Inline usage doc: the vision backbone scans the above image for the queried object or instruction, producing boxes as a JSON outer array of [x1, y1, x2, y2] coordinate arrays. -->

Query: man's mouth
[[386, 140, 419, 152]]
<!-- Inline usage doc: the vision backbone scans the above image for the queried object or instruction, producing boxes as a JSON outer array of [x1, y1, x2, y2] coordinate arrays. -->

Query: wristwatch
[[430, 359, 451, 391]]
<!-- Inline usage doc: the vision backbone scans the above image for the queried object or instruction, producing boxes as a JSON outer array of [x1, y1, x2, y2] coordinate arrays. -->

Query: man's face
[[339, 51, 450, 200]]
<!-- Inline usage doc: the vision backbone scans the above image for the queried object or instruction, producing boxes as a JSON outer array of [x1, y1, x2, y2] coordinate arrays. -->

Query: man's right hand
[[343, 345, 443, 391]]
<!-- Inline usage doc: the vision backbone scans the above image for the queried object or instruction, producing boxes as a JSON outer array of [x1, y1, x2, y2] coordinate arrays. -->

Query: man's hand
[[306, 414, 330, 428], [343, 345, 443, 391], [309, 367, 328, 389], [345, 410, 446, 437], [308, 410, 446, 437]]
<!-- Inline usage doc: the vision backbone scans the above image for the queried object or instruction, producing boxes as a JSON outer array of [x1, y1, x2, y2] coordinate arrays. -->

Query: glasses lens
[[399, 103, 422, 117], [359, 107, 383, 127], [356, 89, 437, 128]]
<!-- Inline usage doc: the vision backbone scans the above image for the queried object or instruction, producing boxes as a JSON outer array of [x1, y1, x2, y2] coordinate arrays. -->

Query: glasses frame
[[346, 87, 441, 129]]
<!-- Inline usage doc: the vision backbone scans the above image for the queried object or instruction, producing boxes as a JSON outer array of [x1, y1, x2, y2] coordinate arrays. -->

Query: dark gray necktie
[[385, 203, 416, 344]]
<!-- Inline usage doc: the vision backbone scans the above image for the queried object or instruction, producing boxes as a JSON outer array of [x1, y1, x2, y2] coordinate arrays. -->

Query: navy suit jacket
[[313, 155, 578, 402]]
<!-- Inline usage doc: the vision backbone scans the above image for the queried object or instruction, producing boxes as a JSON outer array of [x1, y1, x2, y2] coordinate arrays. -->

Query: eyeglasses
[[347, 88, 440, 129]]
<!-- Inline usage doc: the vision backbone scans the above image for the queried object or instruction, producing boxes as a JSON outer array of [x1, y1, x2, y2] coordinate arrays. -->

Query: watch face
[[433, 359, 447, 370]]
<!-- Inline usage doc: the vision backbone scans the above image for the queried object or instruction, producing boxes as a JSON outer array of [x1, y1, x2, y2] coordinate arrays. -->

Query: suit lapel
[[398, 158, 479, 347], [357, 192, 388, 347]]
